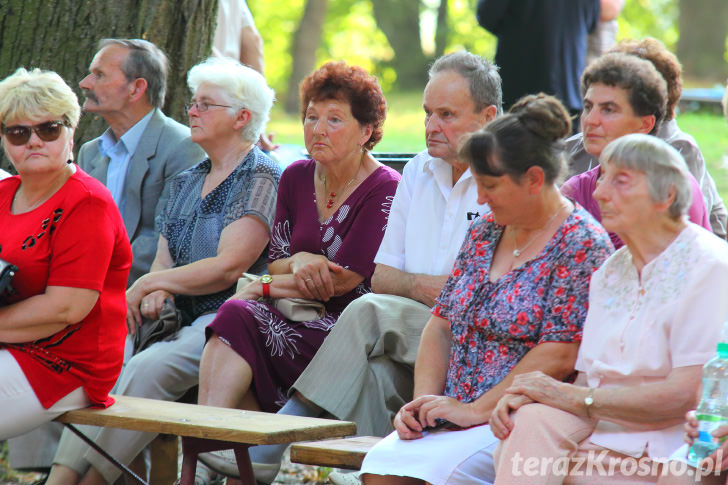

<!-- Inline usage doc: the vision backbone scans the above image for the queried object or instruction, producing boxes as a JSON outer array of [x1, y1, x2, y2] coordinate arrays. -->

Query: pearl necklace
[[511, 204, 566, 257], [321, 157, 362, 209]]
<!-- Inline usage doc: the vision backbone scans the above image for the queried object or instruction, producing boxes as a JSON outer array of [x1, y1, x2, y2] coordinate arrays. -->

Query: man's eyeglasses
[[1, 120, 70, 146], [185, 101, 234, 114]]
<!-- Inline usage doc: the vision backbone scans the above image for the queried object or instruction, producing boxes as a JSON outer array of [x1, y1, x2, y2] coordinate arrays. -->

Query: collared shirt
[[99, 110, 154, 216], [576, 224, 728, 460], [374, 150, 489, 275]]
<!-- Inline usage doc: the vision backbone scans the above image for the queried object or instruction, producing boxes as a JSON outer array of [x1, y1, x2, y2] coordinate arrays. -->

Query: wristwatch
[[584, 388, 595, 418], [260, 274, 273, 299]]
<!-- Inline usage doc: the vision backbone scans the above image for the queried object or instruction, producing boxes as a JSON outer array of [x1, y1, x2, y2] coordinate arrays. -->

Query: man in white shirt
[[198, 50, 502, 483]]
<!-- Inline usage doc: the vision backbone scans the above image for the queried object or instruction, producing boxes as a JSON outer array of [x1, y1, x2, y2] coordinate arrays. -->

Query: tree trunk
[[0, 0, 217, 172], [434, 0, 449, 59], [284, 0, 328, 115], [677, 0, 728, 82], [370, 0, 429, 90]]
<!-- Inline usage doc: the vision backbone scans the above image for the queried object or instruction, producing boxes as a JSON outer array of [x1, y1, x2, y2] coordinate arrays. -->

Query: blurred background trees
[[0, 0, 726, 141], [247, 0, 728, 114]]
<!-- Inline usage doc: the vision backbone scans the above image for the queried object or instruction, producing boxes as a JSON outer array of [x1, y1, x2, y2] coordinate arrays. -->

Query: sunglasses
[[1, 120, 70, 146]]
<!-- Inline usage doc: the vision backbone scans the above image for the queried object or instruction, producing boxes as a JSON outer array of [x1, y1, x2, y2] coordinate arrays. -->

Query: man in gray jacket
[[77, 38, 205, 285], [9, 37, 203, 472]]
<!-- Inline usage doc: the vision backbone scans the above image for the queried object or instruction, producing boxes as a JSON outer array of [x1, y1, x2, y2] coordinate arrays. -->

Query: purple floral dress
[[432, 205, 613, 403], [207, 159, 400, 411]]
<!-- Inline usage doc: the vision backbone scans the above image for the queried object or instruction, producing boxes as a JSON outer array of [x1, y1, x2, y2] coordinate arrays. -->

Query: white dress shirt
[[374, 150, 489, 275]]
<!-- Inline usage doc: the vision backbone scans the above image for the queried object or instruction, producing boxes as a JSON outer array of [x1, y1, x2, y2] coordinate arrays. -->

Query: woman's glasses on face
[[184, 101, 234, 114], [1, 120, 69, 146]]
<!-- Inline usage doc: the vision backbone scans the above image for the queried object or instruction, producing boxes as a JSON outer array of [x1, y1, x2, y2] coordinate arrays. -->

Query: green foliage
[[249, 0, 496, 98], [619, 0, 679, 48], [677, 112, 728, 198]]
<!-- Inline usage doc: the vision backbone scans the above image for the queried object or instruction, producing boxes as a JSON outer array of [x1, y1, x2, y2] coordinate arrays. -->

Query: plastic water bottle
[[689, 335, 728, 462]]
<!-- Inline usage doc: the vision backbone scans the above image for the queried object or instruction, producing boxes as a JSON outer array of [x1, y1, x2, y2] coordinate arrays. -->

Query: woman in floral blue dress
[[361, 94, 613, 485]]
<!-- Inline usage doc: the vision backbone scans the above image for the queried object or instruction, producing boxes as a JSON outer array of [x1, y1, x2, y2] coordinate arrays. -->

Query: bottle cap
[[718, 342, 728, 356]]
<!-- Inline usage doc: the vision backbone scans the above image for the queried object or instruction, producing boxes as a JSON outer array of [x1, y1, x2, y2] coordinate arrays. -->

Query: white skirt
[[360, 424, 499, 484]]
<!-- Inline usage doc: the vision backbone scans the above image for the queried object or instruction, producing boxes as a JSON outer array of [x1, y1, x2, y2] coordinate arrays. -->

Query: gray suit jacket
[[79, 108, 205, 285]]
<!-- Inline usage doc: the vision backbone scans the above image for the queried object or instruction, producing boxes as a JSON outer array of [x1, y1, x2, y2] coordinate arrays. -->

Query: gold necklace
[[321, 156, 363, 209], [511, 204, 566, 257]]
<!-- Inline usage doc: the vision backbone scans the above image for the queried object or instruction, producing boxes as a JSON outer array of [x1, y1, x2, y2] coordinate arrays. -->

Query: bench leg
[[180, 438, 255, 485], [62, 424, 148, 485]]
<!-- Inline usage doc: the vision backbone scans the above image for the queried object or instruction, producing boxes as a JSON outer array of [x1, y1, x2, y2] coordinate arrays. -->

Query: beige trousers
[[494, 403, 665, 485], [291, 293, 431, 437]]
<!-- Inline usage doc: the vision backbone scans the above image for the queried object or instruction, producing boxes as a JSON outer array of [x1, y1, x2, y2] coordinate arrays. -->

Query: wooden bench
[[55, 394, 356, 485], [290, 436, 382, 470]]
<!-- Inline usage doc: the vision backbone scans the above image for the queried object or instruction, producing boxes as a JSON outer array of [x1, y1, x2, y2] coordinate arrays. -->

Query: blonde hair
[[0, 67, 80, 128]]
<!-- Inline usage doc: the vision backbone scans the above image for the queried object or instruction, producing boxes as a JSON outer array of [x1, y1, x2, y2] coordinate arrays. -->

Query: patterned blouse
[[433, 205, 613, 403], [157, 146, 281, 319]]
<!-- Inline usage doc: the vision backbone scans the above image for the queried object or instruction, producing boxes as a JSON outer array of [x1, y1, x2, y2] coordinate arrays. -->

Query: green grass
[[268, 92, 728, 201], [675, 111, 728, 199], [268, 90, 425, 153]]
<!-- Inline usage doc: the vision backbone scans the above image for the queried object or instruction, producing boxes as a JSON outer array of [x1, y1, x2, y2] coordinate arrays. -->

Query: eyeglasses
[[184, 101, 234, 114], [1, 120, 70, 146]]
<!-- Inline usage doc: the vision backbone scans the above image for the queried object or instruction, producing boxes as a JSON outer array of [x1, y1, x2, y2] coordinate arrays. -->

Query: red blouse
[[0, 168, 131, 408]]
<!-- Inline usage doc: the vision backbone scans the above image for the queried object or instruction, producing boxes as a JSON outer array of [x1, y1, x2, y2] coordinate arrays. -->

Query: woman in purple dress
[[197, 62, 400, 417]]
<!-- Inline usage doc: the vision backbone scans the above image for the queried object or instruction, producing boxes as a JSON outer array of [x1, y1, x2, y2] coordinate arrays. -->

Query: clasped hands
[[289, 252, 343, 301], [490, 371, 568, 439], [394, 395, 480, 440]]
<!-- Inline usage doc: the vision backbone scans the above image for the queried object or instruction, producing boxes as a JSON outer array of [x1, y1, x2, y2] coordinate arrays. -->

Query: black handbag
[[132, 298, 184, 354], [0, 258, 17, 303]]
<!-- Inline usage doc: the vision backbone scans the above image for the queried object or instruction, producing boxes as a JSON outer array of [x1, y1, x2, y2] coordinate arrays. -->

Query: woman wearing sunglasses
[[0, 68, 132, 438]]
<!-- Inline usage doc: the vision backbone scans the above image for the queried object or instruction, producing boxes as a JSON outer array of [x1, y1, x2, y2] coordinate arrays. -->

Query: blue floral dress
[[433, 205, 613, 403]]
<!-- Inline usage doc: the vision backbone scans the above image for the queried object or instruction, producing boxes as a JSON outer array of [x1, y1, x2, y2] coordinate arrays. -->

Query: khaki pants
[[494, 403, 665, 485], [292, 293, 431, 437]]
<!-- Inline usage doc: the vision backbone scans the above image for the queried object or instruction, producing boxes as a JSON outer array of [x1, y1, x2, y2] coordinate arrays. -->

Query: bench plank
[[56, 395, 356, 445], [290, 436, 381, 470]]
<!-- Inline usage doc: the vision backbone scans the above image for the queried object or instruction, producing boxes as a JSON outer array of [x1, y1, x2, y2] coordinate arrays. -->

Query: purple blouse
[[269, 159, 400, 313], [561, 166, 711, 249]]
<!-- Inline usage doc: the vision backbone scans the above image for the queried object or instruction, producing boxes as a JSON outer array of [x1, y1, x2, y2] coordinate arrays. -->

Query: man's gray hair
[[429, 51, 503, 115], [600, 133, 692, 219], [98, 38, 168, 108], [187, 57, 274, 143]]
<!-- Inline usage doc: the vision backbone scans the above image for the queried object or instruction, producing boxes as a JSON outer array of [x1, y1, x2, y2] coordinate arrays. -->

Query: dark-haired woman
[[360, 94, 613, 485], [196, 61, 400, 429]]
